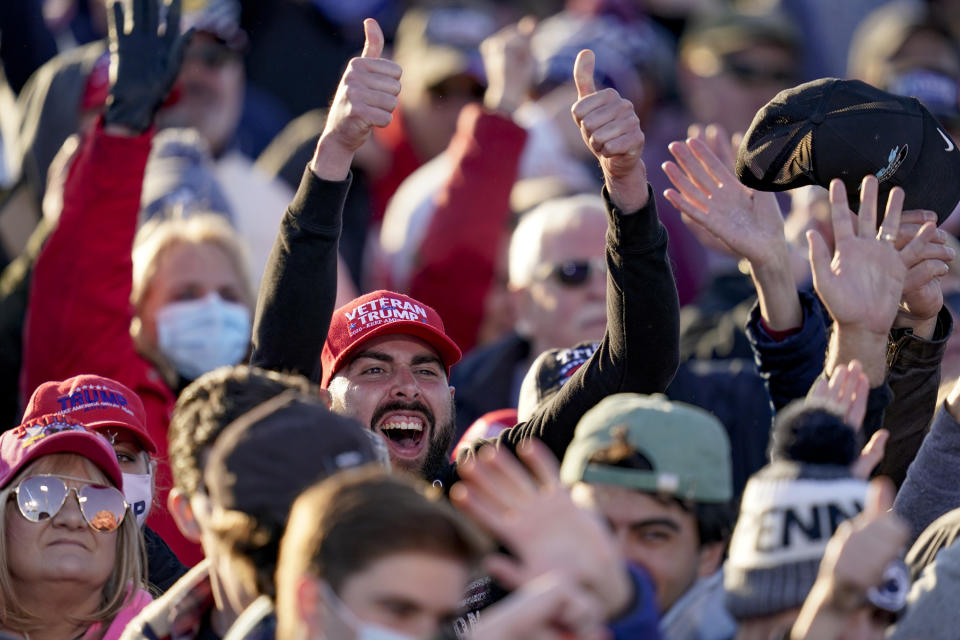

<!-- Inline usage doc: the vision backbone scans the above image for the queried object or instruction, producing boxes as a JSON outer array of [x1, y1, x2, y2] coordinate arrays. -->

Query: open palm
[[809, 178, 906, 335], [663, 136, 786, 267]]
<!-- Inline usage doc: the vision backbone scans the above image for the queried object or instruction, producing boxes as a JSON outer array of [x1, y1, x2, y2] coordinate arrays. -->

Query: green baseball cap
[[560, 393, 733, 503]]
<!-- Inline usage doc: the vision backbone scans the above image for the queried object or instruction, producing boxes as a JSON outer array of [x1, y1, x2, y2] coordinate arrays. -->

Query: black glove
[[104, 0, 189, 133]]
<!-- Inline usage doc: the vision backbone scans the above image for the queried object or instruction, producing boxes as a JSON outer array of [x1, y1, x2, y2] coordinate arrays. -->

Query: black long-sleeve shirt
[[250, 170, 680, 488]]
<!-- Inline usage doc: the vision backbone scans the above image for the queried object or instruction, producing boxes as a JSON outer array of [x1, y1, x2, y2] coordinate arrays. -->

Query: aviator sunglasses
[[12, 474, 128, 532], [536, 258, 607, 287]]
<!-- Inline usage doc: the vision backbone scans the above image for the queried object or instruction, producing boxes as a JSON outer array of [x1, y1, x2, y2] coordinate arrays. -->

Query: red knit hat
[[21, 375, 157, 454], [321, 290, 461, 388]]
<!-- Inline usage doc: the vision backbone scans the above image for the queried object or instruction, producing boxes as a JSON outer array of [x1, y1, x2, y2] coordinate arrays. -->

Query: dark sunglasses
[[536, 258, 607, 287], [13, 474, 127, 533]]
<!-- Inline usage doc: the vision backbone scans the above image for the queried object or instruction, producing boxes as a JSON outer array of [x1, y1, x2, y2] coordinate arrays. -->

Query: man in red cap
[[252, 22, 679, 486], [321, 291, 462, 479]]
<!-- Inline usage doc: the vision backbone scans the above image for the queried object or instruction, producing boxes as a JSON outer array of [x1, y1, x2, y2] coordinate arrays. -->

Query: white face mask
[[323, 583, 417, 640], [122, 471, 153, 526], [156, 293, 250, 380]]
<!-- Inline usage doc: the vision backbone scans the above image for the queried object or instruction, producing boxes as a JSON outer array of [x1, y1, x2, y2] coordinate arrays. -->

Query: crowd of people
[[2, 0, 960, 638]]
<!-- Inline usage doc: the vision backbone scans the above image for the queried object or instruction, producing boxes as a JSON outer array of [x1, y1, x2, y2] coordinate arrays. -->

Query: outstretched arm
[[250, 19, 400, 379], [663, 134, 801, 331], [407, 19, 533, 352], [498, 50, 679, 459]]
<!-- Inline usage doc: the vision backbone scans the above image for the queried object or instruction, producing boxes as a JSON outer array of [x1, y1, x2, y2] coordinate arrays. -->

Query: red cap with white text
[[321, 290, 461, 388]]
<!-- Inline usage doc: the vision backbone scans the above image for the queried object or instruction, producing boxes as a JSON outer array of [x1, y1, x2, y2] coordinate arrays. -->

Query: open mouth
[[376, 414, 427, 459]]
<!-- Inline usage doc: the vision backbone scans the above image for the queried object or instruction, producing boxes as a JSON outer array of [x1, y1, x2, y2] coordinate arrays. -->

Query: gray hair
[[508, 193, 606, 288]]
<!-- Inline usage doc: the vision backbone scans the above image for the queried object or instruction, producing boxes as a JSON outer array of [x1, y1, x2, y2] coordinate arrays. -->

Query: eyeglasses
[[536, 258, 607, 287], [12, 475, 127, 533]]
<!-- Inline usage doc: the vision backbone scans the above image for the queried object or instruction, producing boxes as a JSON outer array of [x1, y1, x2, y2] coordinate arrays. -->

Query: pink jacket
[[83, 587, 153, 640]]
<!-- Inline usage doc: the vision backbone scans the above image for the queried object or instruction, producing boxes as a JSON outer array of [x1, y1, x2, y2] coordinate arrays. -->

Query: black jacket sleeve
[[492, 185, 680, 461], [876, 306, 952, 486], [248, 166, 350, 382]]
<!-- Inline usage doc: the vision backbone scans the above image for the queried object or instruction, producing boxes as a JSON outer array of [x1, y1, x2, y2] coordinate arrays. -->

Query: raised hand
[[571, 49, 647, 211], [481, 17, 536, 115], [807, 359, 870, 428], [851, 430, 888, 480], [806, 360, 889, 479], [808, 177, 907, 337], [662, 127, 803, 329], [451, 439, 632, 621], [791, 478, 908, 639], [312, 18, 402, 180], [895, 210, 953, 336], [105, 0, 189, 133], [663, 135, 786, 268]]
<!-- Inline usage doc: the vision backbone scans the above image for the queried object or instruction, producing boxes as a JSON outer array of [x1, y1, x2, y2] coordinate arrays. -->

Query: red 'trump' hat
[[321, 290, 462, 388], [21, 375, 157, 454]]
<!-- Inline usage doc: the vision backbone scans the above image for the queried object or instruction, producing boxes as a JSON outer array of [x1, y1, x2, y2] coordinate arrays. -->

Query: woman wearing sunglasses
[[0, 415, 149, 640]]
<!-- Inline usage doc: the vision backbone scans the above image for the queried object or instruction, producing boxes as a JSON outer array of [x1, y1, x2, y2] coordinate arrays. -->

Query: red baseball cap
[[321, 291, 462, 388], [451, 408, 518, 462], [21, 375, 157, 454], [0, 415, 124, 489]]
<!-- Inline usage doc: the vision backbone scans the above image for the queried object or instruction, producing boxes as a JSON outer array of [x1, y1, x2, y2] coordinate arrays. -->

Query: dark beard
[[420, 408, 455, 482]]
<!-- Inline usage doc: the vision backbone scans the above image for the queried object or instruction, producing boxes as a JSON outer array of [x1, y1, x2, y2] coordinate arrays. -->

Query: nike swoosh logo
[[939, 128, 955, 152]]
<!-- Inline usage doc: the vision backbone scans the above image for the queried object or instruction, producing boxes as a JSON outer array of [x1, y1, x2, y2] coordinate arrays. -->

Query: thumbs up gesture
[[311, 18, 402, 180], [571, 49, 648, 211]]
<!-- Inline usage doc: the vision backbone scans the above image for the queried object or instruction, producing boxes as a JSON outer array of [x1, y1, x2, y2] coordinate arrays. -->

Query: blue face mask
[[156, 293, 250, 380]]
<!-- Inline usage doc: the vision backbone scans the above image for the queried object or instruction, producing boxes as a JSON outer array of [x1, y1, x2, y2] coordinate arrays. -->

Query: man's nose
[[389, 366, 421, 398]]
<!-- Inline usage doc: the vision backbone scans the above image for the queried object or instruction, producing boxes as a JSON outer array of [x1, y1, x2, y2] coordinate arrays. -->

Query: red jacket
[[408, 104, 527, 352], [370, 108, 424, 224], [22, 122, 202, 565]]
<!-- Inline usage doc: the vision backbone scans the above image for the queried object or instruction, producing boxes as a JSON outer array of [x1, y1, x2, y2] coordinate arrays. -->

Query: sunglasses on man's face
[[536, 258, 607, 288], [13, 475, 127, 533]]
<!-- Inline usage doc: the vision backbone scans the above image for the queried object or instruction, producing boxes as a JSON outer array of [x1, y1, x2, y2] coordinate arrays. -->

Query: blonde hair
[[131, 213, 253, 310], [0, 454, 146, 634]]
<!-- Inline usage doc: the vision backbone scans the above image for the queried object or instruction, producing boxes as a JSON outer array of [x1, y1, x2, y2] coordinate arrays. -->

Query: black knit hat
[[724, 401, 866, 620], [736, 78, 960, 223]]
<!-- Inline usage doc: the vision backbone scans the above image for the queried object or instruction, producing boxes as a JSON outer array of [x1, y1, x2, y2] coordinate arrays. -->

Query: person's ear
[[449, 386, 456, 401], [697, 540, 727, 577], [296, 575, 324, 638], [168, 488, 202, 542]]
